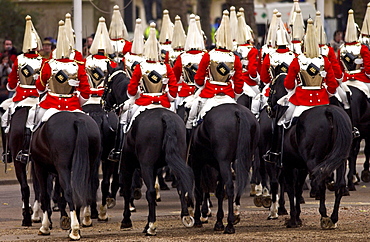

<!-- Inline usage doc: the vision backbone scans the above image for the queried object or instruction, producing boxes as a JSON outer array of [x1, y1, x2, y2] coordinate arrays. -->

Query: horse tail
[[162, 114, 194, 200], [71, 119, 91, 208], [311, 107, 352, 184], [235, 110, 255, 198]]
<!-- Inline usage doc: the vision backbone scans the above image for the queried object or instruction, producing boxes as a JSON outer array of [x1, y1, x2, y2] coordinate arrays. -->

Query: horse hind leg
[[82, 206, 93, 227]]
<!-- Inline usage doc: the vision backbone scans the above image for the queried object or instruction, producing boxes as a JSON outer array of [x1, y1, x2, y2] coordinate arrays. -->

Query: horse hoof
[[320, 217, 337, 230], [32, 217, 41, 223], [133, 188, 142, 200], [285, 220, 299, 228], [60, 216, 71, 230], [278, 207, 288, 216], [156, 197, 161, 202], [106, 197, 116, 209], [22, 220, 32, 227], [348, 184, 356, 191], [262, 196, 272, 208], [52, 205, 60, 212], [182, 216, 195, 227], [69, 229, 81, 241], [200, 216, 208, 224], [299, 196, 306, 204], [233, 215, 240, 225], [267, 215, 278, 220], [38, 230, 50, 236], [214, 221, 225, 231], [361, 170, 370, 183], [223, 224, 235, 234], [121, 221, 133, 229], [129, 206, 136, 212], [253, 196, 263, 207], [194, 220, 203, 227], [98, 217, 109, 222]]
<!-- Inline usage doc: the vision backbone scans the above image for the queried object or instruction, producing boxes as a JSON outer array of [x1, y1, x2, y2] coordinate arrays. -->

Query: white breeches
[[26, 106, 47, 130], [185, 97, 206, 129]]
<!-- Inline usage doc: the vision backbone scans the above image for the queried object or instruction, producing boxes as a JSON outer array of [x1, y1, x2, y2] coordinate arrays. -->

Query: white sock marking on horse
[[69, 211, 80, 240], [39, 211, 50, 234], [83, 206, 92, 226]]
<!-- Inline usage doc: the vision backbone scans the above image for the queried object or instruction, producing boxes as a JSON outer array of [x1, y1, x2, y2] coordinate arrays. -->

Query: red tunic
[[128, 61, 178, 108], [36, 59, 91, 110], [195, 49, 243, 98], [173, 50, 204, 97], [8, 53, 46, 102], [339, 43, 370, 83], [285, 56, 338, 106], [239, 44, 259, 86]]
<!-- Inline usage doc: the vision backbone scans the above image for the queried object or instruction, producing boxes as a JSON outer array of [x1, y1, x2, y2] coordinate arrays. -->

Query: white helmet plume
[[131, 18, 144, 55], [185, 14, 204, 51], [22, 15, 42, 53], [143, 22, 160, 61], [215, 10, 233, 50], [90, 17, 114, 55], [171, 15, 186, 50], [304, 18, 319, 58], [109, 5, 129, 40], [159, 9, 174, 44], [55, 20, 72, 59]]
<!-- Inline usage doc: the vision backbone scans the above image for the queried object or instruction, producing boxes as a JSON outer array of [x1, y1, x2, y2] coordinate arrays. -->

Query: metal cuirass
[[48, 59, 78, 94], [17, 54, 43, 86], [340, 43, 362, 74], [140, 62, 167, 94], [269, 51, 295, 78], [208, 50, 235, 84], [181, 52, 204, 84], [124, 53, 145, 78], [85, 55, 109, 88], [298, 55, 325, 88]]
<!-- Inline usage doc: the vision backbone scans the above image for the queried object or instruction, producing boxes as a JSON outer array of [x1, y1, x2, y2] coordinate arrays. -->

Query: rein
[[103, 69, 127, 112]]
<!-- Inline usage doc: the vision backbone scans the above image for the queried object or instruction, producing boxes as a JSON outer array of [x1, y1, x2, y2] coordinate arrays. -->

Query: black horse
[[31, 111, 101, 240], [82, 103, 119, 221], [5, 106, 37, 226], [188, 102, 259, 234], [102, 64, 195, 236], [344, 85, 370, 189], [268, 74, 352, 228]]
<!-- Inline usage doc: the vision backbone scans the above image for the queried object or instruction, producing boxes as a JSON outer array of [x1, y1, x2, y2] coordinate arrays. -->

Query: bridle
[[102, 69, 126, 112]]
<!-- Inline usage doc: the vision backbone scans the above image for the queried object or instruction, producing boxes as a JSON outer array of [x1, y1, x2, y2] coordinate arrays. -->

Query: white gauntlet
[[68, 79, 80, 87]]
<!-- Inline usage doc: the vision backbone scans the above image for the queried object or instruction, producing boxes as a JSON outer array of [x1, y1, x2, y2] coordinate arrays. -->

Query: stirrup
[[15, 150, 30, 164], [263, 150, 281, 164], [108, 149, 121, 162], [2, 152, 11, 163], [352, 127, 360, 139]]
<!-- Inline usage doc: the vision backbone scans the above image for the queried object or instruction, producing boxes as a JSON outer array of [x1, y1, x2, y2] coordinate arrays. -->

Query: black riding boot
[[186, 128, 192, 146], [345, 108, 360, 138], [16, 128, 32, 164], [1, 127, 10, 163], [108, 123, 124, 162], [264, 124, 284, 167]]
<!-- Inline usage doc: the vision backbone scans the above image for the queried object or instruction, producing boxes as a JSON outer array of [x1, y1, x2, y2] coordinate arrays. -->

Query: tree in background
[[0, 0, 39, 51], [197, 0, 212, 48], [162, 0, 189, 27], [353, 0, 369, 29]]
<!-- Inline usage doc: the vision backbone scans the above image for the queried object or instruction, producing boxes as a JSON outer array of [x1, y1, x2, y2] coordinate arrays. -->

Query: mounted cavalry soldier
[[124, 18, 145, 79], [109, 18, 146, 162], [117, 22, 178, 156], [235, 8, 260, 111], [290, 9, 305, 56], [339, 9, 370, 91], [19, 20, 91, 161], [169, 15, 186, 66], [259, 12, 294, 118], [109, 5, 132, 64], [265, 18, 339, 164], [159, 9, 174, 64], [172, 13, 206, 113], [185, 10, 243, 131], [1, 15, 45, 163], [85, 17, 116, 103], [314, 11, 358, 137]]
